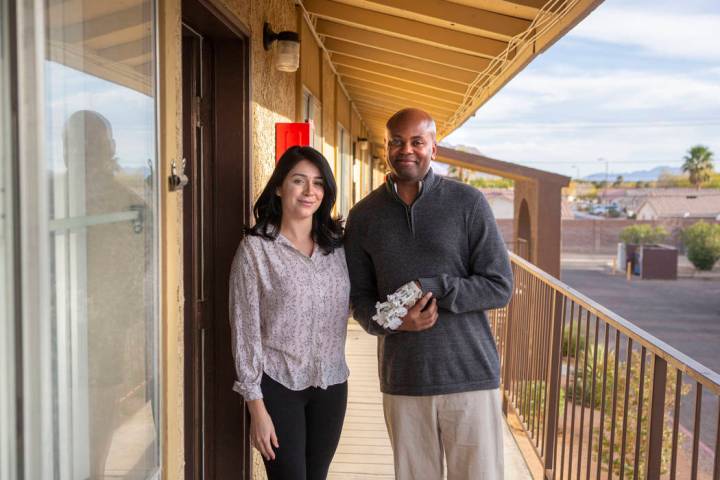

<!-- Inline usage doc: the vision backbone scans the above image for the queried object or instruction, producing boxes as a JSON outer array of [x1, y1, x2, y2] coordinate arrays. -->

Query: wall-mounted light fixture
[[263, 22, 300, 72], [357, 137, 369, 151]]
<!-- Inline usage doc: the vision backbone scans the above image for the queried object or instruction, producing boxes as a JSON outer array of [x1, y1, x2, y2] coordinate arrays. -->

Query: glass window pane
[[342, 126, 351, 215], [311, 96, 322, 149], [302, 88, 322, 150], [338, 125, 351, 217], [43, 1, 160, 478]]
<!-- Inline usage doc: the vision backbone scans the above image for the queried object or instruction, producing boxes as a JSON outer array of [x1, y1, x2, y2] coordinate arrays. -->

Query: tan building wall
[[514, 179, 563, 277]]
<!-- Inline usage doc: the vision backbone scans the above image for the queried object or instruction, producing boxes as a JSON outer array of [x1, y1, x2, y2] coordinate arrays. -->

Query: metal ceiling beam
[[351, 94, 454, 115], [317, 20, 493, 70], [343, 80, 459, 108], [331, 52, 469, 89], [355, 0, 531, 39], [346, 89, 457, 114], [305, 0, 508, 57], [444, 0, 542, 20], [354, 102, 451, 122], [336, 65, 467, 99], [323, 37, 478, 83], [341, 78, 461, 107]]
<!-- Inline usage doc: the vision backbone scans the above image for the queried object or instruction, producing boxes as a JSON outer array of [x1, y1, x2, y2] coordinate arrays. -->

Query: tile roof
[[638, 195, 720, 219]]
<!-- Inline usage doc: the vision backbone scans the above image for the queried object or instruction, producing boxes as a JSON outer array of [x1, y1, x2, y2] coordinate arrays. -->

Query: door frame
[[181, 1, 252, 478]]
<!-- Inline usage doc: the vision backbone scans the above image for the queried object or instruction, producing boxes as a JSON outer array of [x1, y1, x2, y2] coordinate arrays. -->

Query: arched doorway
[[517, 199, 531, 261]]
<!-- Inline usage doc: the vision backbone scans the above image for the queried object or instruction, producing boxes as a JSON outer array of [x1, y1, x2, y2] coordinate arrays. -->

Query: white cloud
[[445, 122, 720, 178], [484, 68, 720, 117], [445, 0, 720, 178], [569, 6, 720, 62]]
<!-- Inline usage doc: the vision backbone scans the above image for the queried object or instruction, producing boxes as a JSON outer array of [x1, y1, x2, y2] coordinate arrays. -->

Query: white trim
[[15, 0, 54, 478], [0, 0, 17, 476]]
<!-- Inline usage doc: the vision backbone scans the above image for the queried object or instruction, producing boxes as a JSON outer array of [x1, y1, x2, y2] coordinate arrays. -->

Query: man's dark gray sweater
[[344, 169, 513, 396]]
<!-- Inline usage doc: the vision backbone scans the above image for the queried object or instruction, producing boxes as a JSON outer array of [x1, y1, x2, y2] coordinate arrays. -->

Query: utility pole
[[571, 164, 580, 180], [598, 157, 608, 203]]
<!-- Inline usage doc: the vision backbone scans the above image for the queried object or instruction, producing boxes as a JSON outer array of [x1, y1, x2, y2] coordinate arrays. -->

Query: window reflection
[[44, 1, 159, 478]]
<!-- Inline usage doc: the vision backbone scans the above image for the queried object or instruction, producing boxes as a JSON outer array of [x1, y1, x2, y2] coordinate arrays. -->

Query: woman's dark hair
[[245, 145, 344, 254]]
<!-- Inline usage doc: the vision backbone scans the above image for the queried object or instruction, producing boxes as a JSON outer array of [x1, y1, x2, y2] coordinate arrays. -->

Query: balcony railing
[[490, 253, 720, 480]]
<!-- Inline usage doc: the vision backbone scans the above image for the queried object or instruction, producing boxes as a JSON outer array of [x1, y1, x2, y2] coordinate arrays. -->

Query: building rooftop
[[637, 195, 720, 219]]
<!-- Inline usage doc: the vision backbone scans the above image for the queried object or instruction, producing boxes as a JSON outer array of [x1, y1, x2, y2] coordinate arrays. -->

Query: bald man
[[344, 108, 513, 479]]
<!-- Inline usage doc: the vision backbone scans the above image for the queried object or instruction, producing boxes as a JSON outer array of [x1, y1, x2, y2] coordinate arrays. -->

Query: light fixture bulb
[[275, 39, 300, 72]]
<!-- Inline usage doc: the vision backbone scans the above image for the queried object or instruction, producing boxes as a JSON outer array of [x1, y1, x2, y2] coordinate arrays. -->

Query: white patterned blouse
[[229, 232, 351, 401]]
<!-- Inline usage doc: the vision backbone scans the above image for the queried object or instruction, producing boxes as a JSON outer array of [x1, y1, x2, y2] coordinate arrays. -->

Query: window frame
[[9, 1, 164, 477]]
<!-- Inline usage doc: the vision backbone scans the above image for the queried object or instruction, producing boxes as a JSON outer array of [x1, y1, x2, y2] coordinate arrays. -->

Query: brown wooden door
[[182, 1, 252, 478]]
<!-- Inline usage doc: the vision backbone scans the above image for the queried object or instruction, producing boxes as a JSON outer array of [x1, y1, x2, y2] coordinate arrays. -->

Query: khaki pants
[[383, 389, 503, 480]]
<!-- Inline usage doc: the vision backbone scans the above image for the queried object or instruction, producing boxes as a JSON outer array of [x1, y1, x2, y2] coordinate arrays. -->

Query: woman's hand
[[247, 400, 279, 461]]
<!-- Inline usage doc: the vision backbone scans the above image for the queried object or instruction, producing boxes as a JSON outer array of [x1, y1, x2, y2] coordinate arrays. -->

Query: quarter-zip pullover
[[344, 168, 513, 396]]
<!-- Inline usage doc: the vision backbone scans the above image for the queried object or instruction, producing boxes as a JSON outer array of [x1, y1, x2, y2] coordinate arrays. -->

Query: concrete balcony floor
[[329, 321, 532, 479]]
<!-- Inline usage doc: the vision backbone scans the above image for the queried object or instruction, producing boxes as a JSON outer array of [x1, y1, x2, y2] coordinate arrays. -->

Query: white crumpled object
[[372, 281, 423, 330]]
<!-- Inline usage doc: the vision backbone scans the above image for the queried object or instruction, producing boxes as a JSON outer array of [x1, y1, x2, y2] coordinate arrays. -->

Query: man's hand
[[398, 292, 438, 331], [247, 399, 279, 460]]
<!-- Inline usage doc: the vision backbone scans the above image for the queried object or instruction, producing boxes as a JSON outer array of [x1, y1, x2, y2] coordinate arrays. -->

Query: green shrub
[[595, 355, 689, 478], [561, 345, 690, 477], [562, 322, 586, 358], [619, 224, 668, 245], [682, 221, 720, 271], [517, 380, 565, 435], [566, 345, 612, 409]]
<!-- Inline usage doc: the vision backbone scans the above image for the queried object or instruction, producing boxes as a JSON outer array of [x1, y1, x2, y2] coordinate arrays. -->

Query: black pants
[[260, 374, 348, 480]]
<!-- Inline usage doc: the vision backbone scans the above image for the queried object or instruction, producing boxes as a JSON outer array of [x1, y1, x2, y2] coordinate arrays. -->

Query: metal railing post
[[542, 289, 563, 479], [645, 354, 667, 480], [501, 266, 517, 415]]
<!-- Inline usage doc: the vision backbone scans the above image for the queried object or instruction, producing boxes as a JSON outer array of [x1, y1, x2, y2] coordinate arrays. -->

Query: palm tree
[[682, 145, 715, 189]]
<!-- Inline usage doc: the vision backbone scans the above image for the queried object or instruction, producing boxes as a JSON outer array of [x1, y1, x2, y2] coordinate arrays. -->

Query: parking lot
[[560, 267, 720, 373]]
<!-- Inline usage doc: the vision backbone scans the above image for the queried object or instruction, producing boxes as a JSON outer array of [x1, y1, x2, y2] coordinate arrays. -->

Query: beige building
[[636, 195, 720, 221]]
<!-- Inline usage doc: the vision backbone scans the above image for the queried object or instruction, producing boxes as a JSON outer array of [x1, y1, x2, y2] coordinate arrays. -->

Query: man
[[344, 108, 513, 479]]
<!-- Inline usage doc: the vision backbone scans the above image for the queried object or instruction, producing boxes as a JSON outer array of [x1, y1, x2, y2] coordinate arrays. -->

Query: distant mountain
[[582, 166, 683, 182]]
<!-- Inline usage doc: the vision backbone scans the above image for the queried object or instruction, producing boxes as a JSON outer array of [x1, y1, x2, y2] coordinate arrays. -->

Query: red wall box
[[275, 121, 313, 162]]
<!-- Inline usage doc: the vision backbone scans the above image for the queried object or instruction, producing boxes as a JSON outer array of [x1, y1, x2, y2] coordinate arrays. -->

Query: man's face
[[386, 119, 436, 183]]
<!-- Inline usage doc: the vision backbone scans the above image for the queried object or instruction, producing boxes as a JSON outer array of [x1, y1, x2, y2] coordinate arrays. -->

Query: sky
[[46, 61, 156, 173], [443, 0, 720, 179]]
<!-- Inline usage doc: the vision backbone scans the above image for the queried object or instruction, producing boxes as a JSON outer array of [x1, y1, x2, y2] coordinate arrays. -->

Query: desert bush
[[682, 221, 720, 271], [619, 224, 668, 245], [562, 321, 587, 358]]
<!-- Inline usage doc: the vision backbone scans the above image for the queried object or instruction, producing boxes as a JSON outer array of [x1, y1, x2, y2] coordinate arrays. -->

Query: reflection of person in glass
[[63, 110, 146, 477]]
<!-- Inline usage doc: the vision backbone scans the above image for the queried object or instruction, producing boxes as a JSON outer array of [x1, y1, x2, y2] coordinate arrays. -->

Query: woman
[[229, 146, 350, 480]]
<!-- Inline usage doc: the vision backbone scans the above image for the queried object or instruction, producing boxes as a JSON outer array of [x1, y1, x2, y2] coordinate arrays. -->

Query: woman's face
[[277, 159, 325, 220]]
